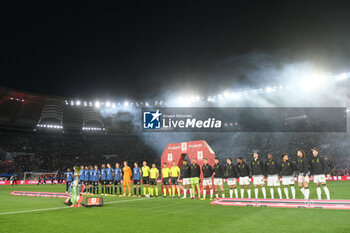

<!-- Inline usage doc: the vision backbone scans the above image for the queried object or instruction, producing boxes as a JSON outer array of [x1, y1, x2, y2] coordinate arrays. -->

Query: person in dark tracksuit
[[237, 157, 251, 198], [201, 158, 213, 200], [265, 153, 282, 199], [226, 158, 239, 198], [250, 152, 266, 199], [280, 153, 296, 199], [190, 158, 201, 199], [296, 150, 310, 199], [180, 160, 191, 199], [213, 157, 225, 198], [310, 148, 331, 200]]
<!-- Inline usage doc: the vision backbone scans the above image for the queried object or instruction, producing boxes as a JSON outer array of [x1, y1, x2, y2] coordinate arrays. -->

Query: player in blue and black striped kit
[[114, 163, 122, 196], [80, 165, 86, 186], [100, 164, 107, 195], [84, 166, 90, 194], [92, 165, 100, 195], [87, 165, 94, 194], [133, 162, 142, 197], [65, 168, 73, 193], [106, 163, 114, 195]]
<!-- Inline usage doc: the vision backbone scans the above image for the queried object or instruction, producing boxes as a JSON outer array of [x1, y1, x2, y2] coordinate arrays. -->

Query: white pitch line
[[0, 206, 69, 216], [0, 198, 149, 216]]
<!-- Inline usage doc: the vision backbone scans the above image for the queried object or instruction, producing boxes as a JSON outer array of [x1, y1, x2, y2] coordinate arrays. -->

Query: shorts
[[81, 181, 86, 185], [313, 174, 326, 184], [227, 178, 237, 186], [253, 175, 264, 185], [142, 177, 149, 185], [183, 178, 191, 185], [190, 177, 199, 185], [107, 180, 113, 185], [298, 174, 309, 183], [239, 176, 250, 186], [133, 179, 141, 185], [162, 178, 170, 185], [214, 178, 223, 186], [282, 176, 295, 185], [114, 180, 121, 185], [203, 177, 212, 186], [101, 180, 107, 185], [171, 177, 178, 185], [93, 181, 99, 186], [149, 178, 157, 185], [267, 175, 280, 186]]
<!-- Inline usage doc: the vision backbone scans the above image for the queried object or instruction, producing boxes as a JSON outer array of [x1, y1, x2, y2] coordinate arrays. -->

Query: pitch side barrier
[[1, 175, 350, 185], [211, 198, 350, 210], [10, 191, 70, 198]]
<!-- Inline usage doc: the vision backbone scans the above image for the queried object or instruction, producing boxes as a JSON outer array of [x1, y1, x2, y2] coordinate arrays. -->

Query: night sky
[[2, 1, 350, 99]]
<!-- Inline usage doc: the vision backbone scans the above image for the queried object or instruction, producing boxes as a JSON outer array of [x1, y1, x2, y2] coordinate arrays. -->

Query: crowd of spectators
[[0, 131, 158, 177]]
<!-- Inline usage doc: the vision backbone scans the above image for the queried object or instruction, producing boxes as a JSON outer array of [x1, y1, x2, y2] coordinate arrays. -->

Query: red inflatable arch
[[160, 140, 216, 194]]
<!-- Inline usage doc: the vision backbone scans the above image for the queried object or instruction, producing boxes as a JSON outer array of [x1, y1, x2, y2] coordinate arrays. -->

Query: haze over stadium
[[1, 1, 350, 233]]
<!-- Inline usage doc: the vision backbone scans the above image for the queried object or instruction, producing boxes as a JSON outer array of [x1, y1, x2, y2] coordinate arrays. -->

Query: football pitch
[[1, 181, 350, 233]]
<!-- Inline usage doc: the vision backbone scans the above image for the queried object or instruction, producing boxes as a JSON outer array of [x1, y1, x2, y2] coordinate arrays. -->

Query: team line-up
[[65, 148, 331, 200]]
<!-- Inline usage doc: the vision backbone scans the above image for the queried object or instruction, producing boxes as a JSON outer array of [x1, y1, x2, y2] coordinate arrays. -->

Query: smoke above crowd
[[97, 52, 350, 158]]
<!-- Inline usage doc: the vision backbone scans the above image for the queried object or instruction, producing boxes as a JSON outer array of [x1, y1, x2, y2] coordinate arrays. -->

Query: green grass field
[[1, 181, 350, 233]]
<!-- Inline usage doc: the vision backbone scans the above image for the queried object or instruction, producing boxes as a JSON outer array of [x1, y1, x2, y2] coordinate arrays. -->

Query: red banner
[[0, 180, 65, 185]]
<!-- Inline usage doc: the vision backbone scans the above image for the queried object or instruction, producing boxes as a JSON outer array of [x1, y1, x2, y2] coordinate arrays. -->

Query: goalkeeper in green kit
[[190, 158, 201, 199]]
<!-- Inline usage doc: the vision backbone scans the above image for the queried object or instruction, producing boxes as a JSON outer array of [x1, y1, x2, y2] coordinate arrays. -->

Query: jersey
[[88, 169, 93, 181], [80, 169, 86, 181], [133, 167, 141, 180], [170, 166, 180, 178], [84, 169, 90, 181], [66, 171, 73, 182], [114, 168, 122, 180], [100, 168, 107, 180], [106, 167, 114, 180], [162, 167, 171, 178], [142, 166, 150, 177], [123, 166, 132, 181], [92, 169, 100, 182], [150, 168, 159, 179]]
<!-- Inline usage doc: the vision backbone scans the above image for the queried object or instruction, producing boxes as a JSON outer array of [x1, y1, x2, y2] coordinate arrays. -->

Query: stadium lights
[[298, 73, 327, 90], [230, 93, 241, 99], [37, 124, 63, 129], [265, 86, 275, 93], [336, 72, 350, 81], [82, 127, 105, 131], [95, 101, 100, 108], [54, 71, 350, 109]]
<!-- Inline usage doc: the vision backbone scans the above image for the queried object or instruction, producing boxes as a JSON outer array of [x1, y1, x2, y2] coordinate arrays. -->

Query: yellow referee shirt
[[150, 168, 159, 179], [170, 166, 180, 177], [162, 167, 171, 178], [142, 166, 150, 177]]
